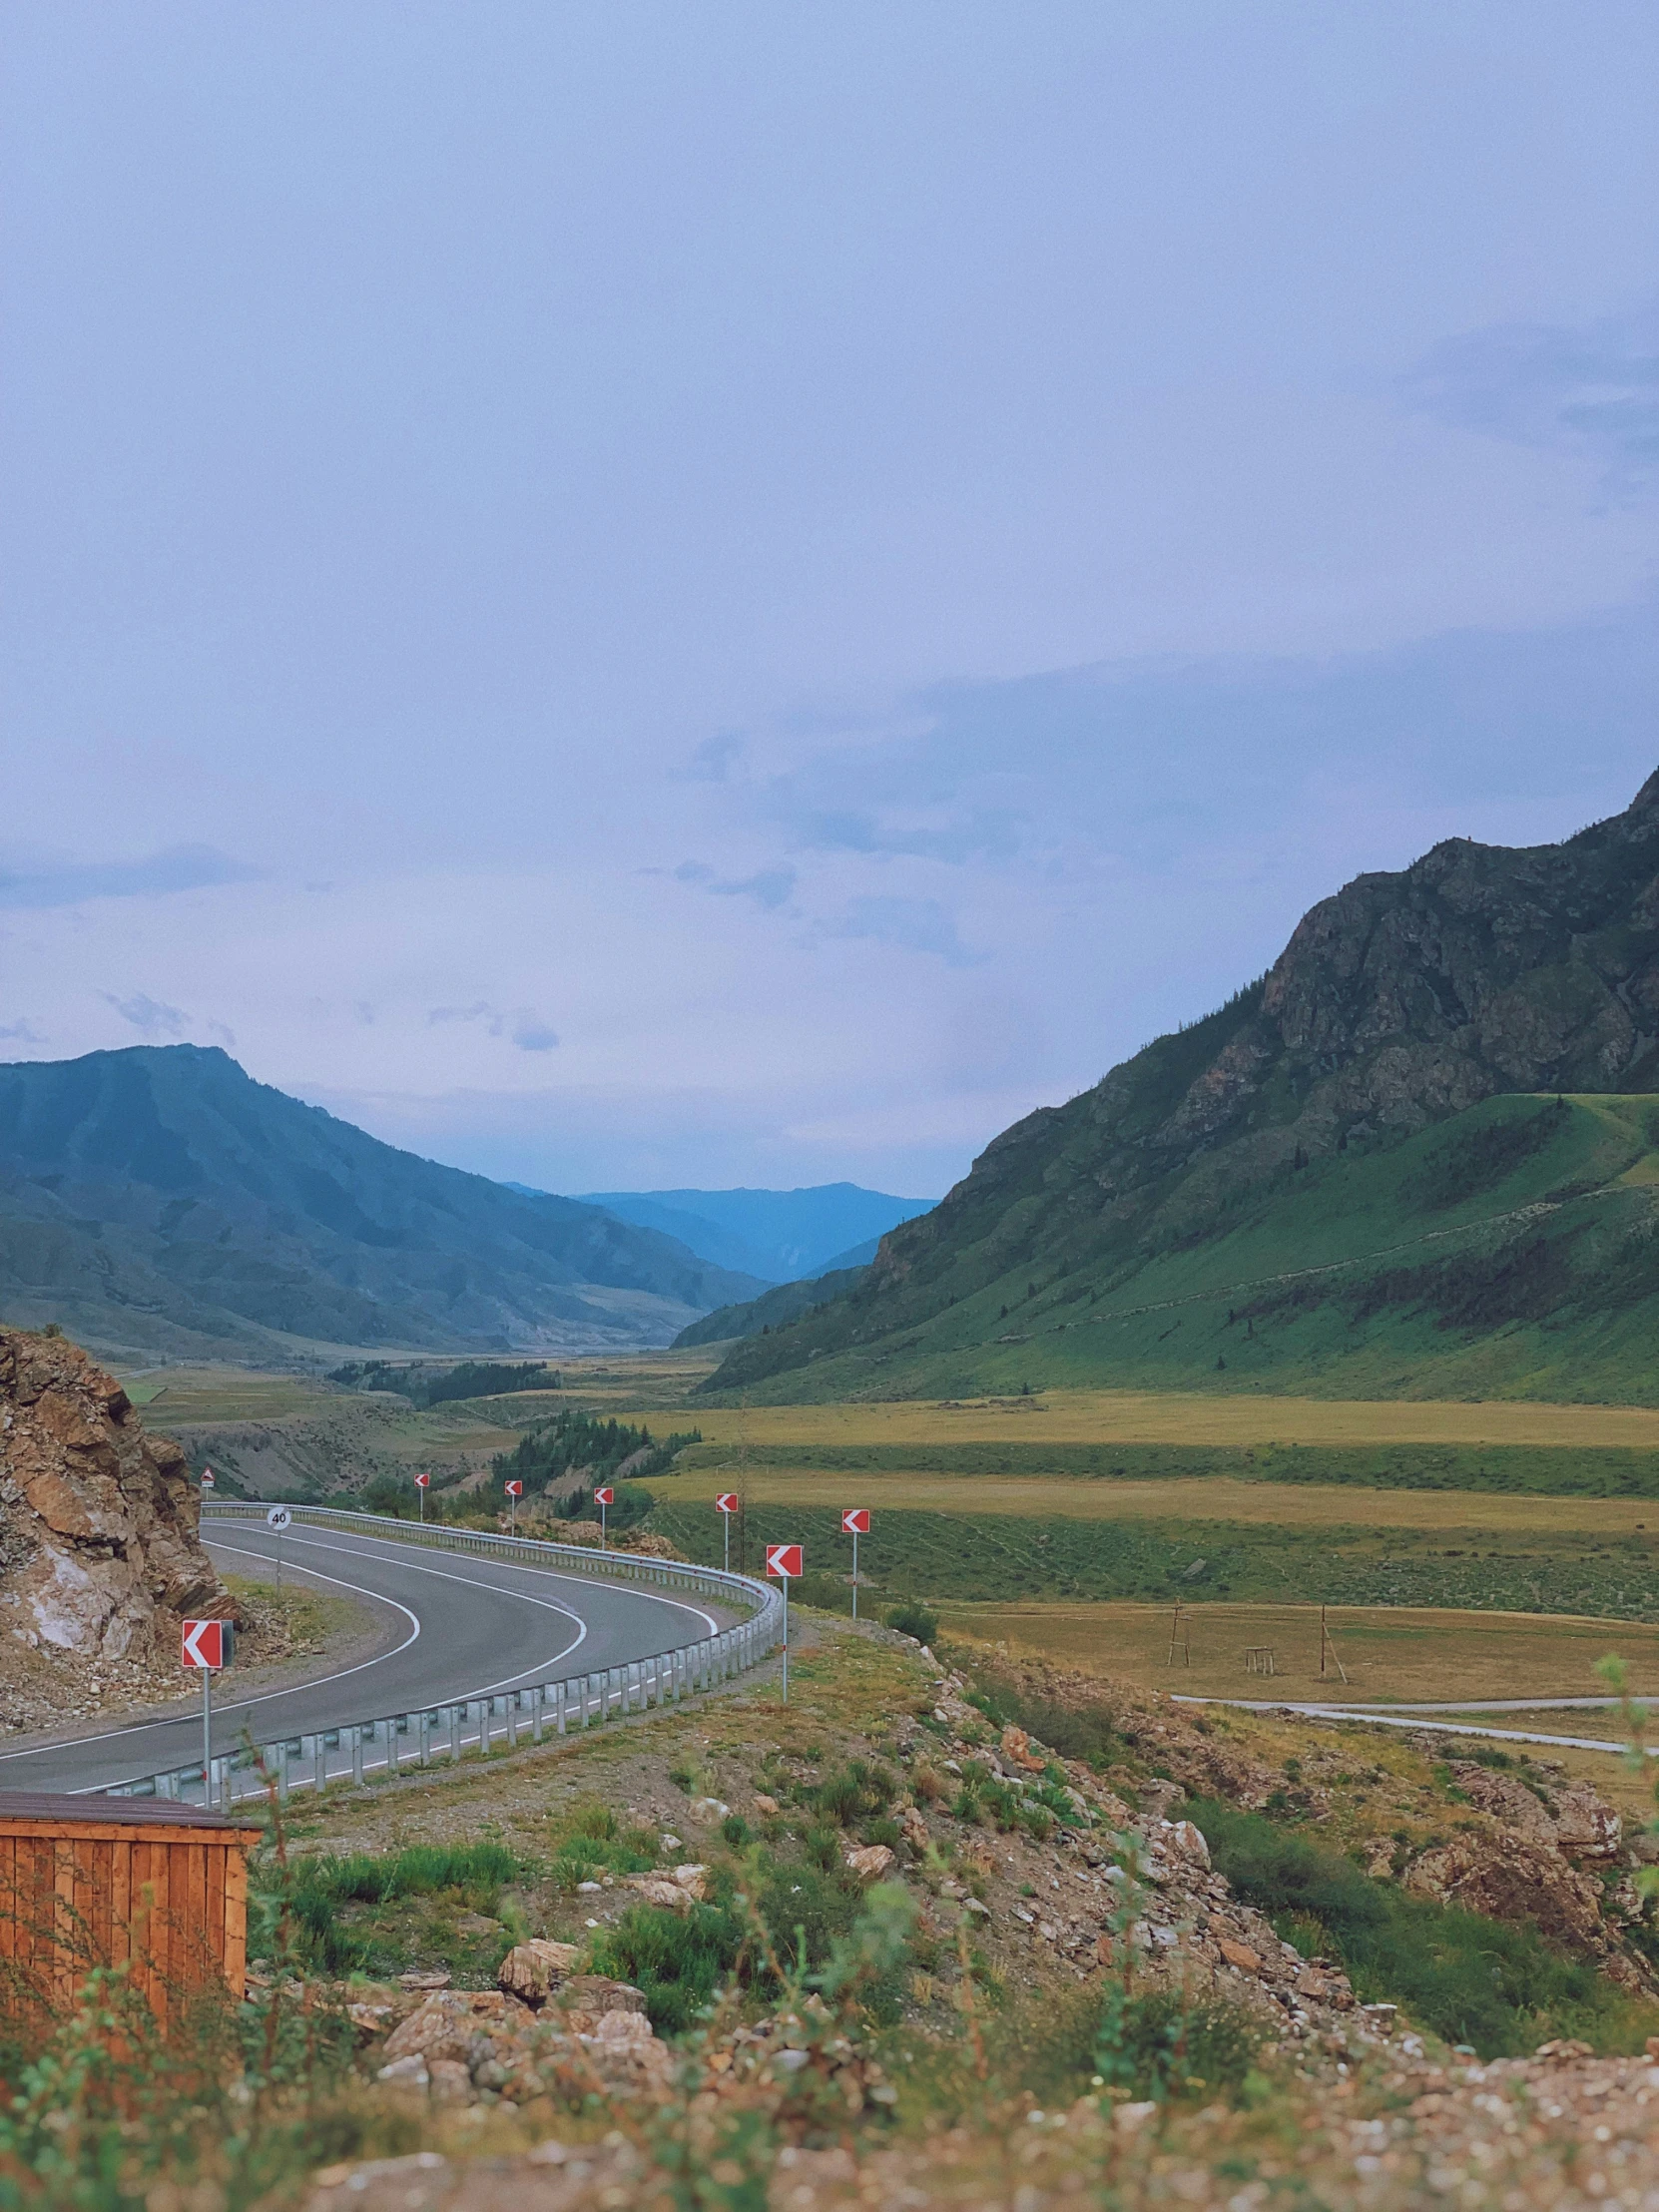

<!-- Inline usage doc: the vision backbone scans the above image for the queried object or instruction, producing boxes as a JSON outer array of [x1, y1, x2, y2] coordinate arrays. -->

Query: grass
[[1183, 1795, 1650, 2057], [938, 1600, 1659, 1705], [650, 1466, 1659, 1533], [649, 1494, 1659, 1623], [279, 1842, 522, 1976], [696, 1093, 1659, 1408], [626, 1389, 1659, 1449]]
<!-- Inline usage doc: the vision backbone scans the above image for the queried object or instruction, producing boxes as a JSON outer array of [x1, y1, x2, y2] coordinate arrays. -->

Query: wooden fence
[[0, 1792, 258, 2026]]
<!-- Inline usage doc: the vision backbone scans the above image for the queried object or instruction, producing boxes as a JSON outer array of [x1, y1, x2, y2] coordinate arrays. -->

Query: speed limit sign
[[266, 1505, 292, 1531]]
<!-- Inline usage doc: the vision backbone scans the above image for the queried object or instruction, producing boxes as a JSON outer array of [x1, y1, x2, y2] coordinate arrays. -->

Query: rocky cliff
[[706, 766, 1659, 1397], [0, 1326, 234, 1662]]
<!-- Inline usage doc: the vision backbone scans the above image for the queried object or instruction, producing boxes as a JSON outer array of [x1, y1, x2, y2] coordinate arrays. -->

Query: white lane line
[[5, 1524, 720, 1780], [236, 1531, 594, 1701], [252, 1525, 722, 1642], [0, 1552, 421, 1766]]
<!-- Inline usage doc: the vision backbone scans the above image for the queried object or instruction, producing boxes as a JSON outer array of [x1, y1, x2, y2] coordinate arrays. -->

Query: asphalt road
[[0, 1522, 728, 1797]]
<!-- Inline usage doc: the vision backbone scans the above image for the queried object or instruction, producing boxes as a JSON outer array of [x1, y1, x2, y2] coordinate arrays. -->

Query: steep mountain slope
[[577, 1184, 934, 1282], [705, 770, 1659, 1404], [672, 1259, 872, 1350], [0, 1047, 764, 1361]]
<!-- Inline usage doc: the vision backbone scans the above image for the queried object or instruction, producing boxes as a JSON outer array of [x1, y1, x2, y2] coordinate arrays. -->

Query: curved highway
[[0, 1522, 731, 1797]]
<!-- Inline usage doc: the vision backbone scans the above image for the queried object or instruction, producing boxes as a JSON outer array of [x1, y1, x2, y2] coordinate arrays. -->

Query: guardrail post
[[449, 1704, 461, 1761], [352, 1725, 365, 1787], [556, 1682, 567, 1736], [507, 1693, 519, 1750]]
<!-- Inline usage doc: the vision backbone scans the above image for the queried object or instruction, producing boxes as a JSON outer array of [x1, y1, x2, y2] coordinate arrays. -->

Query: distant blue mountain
[[573, 1184, 935, 1285]]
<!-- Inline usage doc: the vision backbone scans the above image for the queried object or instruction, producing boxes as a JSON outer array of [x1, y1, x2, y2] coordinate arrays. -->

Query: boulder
[[0, 1328, 236, 1660], [497, 1939, 582, 2004], [381, 1990, 530, 2066], [843, 1844, 895, 1883]]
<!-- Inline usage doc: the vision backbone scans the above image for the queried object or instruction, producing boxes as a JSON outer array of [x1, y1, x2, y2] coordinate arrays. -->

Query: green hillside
[[705, 775, 1659, 1406], [702, 1092, 1659, 1403]]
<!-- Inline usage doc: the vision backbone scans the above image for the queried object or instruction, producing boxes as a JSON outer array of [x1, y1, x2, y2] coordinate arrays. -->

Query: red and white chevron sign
[[841, 1508, 869, 1534], [504, 1479, 523, 1497], [181, 1618, 230, 1669], [413, 1472, 430, 1489], [715, 1492, 739, 1514], [594, 1485, 616, 1506], [765, 1543, 803, 1578]]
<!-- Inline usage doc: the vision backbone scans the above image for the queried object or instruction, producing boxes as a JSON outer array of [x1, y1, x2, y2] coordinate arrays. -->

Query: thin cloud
[[676, 860, 798, 910], [101, 991, 188, 1036], [0, 844, 257, 910], [819, 894, 983, 968], [1400, 297, 1659, 499], [0, 1019, 46, 1044]]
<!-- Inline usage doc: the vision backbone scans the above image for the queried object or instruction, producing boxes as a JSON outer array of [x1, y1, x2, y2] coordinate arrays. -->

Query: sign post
[[594, 1484, 615, 1549], [841, 1508, 870, 1620], [414, 1471, 429, 1522], [182, 1617, 232, 1798], [716, 1490, 739, 1572], [505, 1477, 523, 1534], [765, 1543, 803, 1702], [266, 1502, 291, 1589]]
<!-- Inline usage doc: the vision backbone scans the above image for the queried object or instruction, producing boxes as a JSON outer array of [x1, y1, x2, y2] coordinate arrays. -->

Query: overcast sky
[[3, 3, 1657, 1198]]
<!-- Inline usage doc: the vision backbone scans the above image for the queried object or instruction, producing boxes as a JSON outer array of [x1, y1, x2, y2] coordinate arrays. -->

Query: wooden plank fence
[[0, 1793, 258, 2027]]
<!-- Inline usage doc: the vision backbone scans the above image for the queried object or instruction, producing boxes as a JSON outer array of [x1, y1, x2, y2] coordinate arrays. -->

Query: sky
[[2, 3, 1657, 1200]]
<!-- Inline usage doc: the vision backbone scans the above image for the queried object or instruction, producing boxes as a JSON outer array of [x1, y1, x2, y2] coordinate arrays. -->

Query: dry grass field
[[113, 1367, 340, 1422], [650, 1463, 1659, 1535], [606, 1383, 1659, 1449], [939, 1598, 1659, 1706]]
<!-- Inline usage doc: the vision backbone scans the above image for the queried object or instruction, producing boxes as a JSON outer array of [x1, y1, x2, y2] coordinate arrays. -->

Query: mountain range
[[573, 1185, 934, 1284], [0, 1046, 765, 1361], [703, 768, 1659, 1406]]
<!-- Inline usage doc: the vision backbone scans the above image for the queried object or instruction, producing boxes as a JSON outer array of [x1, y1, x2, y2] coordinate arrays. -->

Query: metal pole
[[202, 1667, 212, 1793], [782, 1579, 790, 1704], [851, 1528, 858, 1621], [276, 1524, 283, 1592], [419, 1481, 425, 1524], [600, 1497, 607, 1550], [723, 1510, 730, 1574]]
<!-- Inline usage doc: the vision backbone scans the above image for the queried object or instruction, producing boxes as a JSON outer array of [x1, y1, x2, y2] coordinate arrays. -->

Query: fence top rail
[[100, 1501, 783, 1806], [202, 1499, 778, 1620]]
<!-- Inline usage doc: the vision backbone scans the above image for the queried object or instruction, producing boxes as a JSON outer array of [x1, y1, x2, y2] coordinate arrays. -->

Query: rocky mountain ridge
[[0, 1045, 765, 1361], [707, 768, 1659, 1397], [0, 1324, 233, 1669]]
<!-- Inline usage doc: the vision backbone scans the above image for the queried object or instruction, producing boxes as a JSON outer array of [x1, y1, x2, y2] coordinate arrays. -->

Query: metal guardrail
[[100, 1503, 782, 1812]]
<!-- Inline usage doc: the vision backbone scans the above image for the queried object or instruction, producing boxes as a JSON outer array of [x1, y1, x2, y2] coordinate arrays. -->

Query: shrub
[[815, 1760, 896, 1828], [963, 1667, 1123, 1770], [885, 1601, 939, 1644], [594, 1900, 744, 2035], [1185, 1797, 1616, 2056]]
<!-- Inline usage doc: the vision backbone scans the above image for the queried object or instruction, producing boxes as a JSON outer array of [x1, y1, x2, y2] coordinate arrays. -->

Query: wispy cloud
[[426, 1002, 558, 1052], [0, 1019, 46, 1044], [1400, 297, 1659, 499], [0, 844, 257, 910], [674, 733, 747, 784], [819, 895, 983, 968], [676, 860, 798, 911], [101, 991, 188, 1036]]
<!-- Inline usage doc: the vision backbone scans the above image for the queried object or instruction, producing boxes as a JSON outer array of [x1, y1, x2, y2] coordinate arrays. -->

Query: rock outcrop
[[0, 1328, 234, 1660]]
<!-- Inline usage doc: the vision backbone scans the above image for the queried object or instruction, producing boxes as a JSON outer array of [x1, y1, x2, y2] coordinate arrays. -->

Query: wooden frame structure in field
[[0, 1792, 259, 2024]]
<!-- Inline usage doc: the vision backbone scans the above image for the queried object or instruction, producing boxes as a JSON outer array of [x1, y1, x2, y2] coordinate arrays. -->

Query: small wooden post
[[1320, 1605, 1350, 1686]]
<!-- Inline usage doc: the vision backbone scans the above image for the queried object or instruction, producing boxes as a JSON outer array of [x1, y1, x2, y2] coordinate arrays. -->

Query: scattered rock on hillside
[[0, 1327, 236, 1665]]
